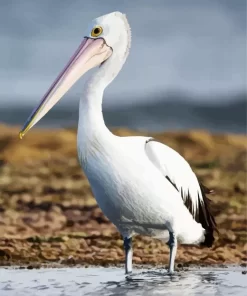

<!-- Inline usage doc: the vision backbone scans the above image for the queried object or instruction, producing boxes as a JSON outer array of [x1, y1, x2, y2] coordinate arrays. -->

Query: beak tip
[[19, 131, 24, 140]]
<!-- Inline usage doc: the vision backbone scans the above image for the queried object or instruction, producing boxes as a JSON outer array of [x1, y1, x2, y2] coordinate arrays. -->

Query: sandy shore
[[0, 124, 246, 267]]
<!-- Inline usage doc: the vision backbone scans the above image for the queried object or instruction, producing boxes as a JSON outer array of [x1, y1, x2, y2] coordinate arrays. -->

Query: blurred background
[[0, 0, 246, 133], [0, 0, 246, 274]]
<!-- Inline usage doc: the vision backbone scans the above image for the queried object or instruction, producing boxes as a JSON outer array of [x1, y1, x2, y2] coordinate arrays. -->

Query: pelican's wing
[[145, 138, 217, 246]]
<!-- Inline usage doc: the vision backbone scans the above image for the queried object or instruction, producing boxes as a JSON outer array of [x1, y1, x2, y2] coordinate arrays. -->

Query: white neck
[[78, 43, 129, 149]]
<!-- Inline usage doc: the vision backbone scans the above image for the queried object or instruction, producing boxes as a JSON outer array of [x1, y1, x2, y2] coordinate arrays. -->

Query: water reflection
[[0, 267, 246, 296], [99, 270, 220, 296]]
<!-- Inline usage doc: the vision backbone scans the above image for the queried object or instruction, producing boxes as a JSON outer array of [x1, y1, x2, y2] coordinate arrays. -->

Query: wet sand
[[0, 124, 246, 267]]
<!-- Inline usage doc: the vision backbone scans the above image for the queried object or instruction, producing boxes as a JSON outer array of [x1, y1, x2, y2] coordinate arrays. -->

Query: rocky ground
[[0, 124, 246, 268]]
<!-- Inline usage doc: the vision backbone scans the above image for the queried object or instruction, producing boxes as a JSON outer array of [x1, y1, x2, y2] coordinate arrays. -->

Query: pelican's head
[[19, 11, 131, 139]]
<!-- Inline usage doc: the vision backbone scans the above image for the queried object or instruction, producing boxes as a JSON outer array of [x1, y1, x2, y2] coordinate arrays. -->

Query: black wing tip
[[200, 183, 215, 195], [198, 182, 218, 248], [165, 176, 218, 248], [200, 230, 215, 247]]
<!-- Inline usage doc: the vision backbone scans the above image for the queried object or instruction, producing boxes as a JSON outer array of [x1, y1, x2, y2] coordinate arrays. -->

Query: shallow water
[[0, 266, 246, 296]]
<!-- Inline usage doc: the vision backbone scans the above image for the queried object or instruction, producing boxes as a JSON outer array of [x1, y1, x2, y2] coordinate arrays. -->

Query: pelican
[[19, 12, 217, 274]]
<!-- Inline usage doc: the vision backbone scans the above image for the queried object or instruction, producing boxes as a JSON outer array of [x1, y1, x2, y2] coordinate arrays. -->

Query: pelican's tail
[[179, 221, 205, 245]]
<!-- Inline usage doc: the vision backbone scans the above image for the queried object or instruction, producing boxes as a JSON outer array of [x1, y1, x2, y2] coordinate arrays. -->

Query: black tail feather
[[198, 182, 218, 247], [165, 173, 217, 247]]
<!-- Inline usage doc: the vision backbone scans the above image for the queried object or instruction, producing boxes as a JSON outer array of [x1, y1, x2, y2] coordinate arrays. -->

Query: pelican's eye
[[91, 26, 103, 37]]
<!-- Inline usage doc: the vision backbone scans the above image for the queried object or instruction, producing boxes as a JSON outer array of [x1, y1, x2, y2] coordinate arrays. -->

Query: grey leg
[[123, 237, 133, 274], [167, 232, 177, 274]]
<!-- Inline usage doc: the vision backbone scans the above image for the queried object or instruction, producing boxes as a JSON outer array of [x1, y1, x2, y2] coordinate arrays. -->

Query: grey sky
[[0, 0, 246, 107]]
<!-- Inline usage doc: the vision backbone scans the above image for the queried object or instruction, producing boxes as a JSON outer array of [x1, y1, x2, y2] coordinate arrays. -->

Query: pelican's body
[[78, 131, 203, 244], [20, 12, 217, 274]]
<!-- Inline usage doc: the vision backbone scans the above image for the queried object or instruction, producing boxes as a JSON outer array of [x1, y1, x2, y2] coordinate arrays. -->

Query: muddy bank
[[0, 124, 246, 266]]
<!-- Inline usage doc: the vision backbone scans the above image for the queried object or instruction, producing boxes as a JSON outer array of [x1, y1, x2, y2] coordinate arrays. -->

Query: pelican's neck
[[78, 50, 128, 147], [78, 79, 106, 139]]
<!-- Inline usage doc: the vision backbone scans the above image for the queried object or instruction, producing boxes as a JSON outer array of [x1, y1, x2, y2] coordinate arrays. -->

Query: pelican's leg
[[123, 237, 133, 274], [167, 232, 177, 274]]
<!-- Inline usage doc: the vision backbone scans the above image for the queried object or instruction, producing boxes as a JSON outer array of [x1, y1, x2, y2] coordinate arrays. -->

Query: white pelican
[[19, 12, 217, 274]]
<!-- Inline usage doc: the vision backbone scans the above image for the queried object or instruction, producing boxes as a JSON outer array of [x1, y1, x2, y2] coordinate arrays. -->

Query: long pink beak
[[19, 37, 112, 139]]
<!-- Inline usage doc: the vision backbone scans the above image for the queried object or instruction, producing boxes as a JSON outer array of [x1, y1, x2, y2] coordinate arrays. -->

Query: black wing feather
[[147, 138, 217, 247], [166, 177, 217, 247]]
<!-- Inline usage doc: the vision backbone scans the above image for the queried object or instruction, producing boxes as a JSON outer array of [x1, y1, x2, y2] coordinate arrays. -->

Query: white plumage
[[78, 134, 206, 244], [145, 138, 203, 217], [20, 11, 217, 274]]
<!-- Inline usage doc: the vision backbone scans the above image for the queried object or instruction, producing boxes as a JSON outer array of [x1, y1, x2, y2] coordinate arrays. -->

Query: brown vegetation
[[0, 124, 246, 267]]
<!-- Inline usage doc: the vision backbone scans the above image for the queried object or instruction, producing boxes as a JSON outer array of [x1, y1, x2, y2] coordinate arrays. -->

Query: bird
[[19, 11, 217, 274]]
